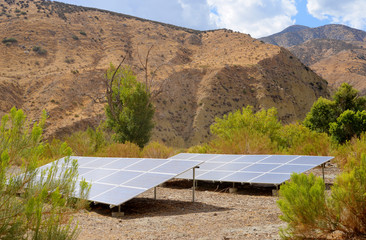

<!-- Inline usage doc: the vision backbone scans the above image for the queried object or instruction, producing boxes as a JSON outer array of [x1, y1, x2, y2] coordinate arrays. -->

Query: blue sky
[[56, 0, 366, 38]]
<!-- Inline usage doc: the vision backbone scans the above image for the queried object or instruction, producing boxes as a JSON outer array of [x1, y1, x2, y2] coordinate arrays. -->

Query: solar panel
[[172, 153, 333, 185], [35, 156, 202, 206]]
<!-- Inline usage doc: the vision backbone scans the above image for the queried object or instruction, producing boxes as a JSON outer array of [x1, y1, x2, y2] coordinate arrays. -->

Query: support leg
[[112, 205, 124, 217], [192, 167, 196, 202], [154, 187, 157, 200]]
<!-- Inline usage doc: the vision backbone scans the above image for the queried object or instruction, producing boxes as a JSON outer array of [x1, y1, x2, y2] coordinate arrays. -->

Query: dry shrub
[[96, 142, 140, 158], [141, 141, 175, 158], [189, 130, 278, 154], [279, 123, 331, 156], [64, 131, 93, 156], [213, 131, 277, 154], [278, 155, 366, 239], [333, 133, 366, 168]]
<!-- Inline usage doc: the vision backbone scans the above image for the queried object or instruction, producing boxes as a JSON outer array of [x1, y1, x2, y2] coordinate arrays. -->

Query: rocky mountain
[[0, 0, 330, 147], [260, 24, 366, 94]]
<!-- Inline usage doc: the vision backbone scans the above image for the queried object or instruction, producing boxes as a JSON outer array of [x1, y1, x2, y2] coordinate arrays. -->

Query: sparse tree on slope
[[105, 63, 154, 148]]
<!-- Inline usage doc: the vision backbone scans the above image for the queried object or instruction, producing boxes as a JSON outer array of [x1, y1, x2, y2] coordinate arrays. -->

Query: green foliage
[[105, 64, 155, 148], [32, 46, 47, 55], [211, 106, 282, 143], [72, 35, 79, 40], [304, 83, 366, 143], [277, 173, 332, 239], [65, 124, 107, 156], [79, 31, 86, 36], [0, 154, 89, 240], [334, 133, 366, 168], [333, 83, 366, 113], [0, 108, 90, 240], [277, 155, 366, 239], [278, 123, 331, 156], [330, 154, 366, 235], [329, 110, 366, 144], [192, 106, 281, 154], [196, 105, 331, 155], [303, 97, 337, 134], [2, 38, 17, 44], [0, 107, 46, 165]]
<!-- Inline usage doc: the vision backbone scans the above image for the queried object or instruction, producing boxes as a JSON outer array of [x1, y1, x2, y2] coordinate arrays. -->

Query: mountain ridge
[[260, 24, 366, 94], [0, 0, 330, 146]]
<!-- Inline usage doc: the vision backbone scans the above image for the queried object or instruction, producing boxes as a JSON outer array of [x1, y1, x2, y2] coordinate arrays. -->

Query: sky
[[56, 0, 366, 38]]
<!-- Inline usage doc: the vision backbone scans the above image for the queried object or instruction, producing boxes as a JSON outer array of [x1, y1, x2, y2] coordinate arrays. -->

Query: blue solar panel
[[172, 153, 333, 185], [35, 156, 203, 206]]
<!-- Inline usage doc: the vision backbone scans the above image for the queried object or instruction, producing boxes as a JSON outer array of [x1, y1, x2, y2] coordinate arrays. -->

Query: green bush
[[210, 106, 282, 143], [79, 31, 86, 36], [65, 125, 107, 156], [1, 153, 90, 239], [278, 123, 331, 156], [277, 155, 366, 239], [329, 110, 366, 144], [333, 133, 366, 168], [0, 107, 90, 239], [331, 155, 366, 235], [0, 107, 46, 165], [72, 35, 79, 40], [277, 173, 332, 239], [2, 38, 17, 45], [32, 45, 47, 55]]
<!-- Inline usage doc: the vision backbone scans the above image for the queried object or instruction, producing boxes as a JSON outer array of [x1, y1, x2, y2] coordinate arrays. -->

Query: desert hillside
[[260, 24, 366, 94], [0, 0, 330, 146]]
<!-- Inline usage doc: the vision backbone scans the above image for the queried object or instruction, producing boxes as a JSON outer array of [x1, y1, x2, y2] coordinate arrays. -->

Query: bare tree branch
[[104, 55, 127, 120]]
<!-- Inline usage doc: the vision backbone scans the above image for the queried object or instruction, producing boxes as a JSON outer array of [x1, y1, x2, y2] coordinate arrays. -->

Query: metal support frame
[[154, 187, 157, 200], [322, 163, 325, 181], [192, 166, 199, 202], [111, 204, 124, 217]]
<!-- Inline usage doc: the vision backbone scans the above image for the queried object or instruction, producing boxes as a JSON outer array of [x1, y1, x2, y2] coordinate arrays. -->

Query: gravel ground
[[73, 163, 340, 240]]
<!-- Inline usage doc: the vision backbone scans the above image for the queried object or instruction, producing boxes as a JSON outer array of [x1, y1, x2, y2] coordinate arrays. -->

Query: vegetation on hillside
[[105, 63, 155, 148]]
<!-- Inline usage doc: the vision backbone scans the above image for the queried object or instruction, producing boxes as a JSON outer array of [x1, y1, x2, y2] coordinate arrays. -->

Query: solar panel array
[[171, 153, 333, 185], [37, 156, 202, 206]]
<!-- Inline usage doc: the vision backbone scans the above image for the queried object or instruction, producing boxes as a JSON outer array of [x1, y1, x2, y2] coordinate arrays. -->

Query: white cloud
[[207, 0, 297, 38], [57, 0, 214, 30], [57, 0, 299, 37], [307, 0, 366, 29]]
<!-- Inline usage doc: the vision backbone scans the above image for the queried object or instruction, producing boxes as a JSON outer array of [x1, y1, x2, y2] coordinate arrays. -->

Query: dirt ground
[[73, 163, 340, 240]]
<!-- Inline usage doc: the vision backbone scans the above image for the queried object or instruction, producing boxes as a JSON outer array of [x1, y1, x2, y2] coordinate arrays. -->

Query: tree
[[303, 97, 338, 134], [333, 83, 366, 113], [105, 63, 154, 148], [303, 83, 366, 142], [329, 110, 366, 144]]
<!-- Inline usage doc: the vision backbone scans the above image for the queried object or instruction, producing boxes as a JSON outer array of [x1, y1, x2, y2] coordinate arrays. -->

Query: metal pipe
[[193, 167, 196, 202]]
